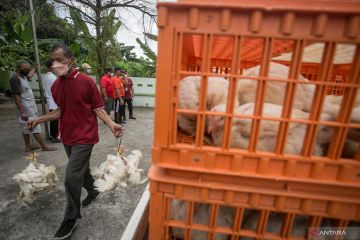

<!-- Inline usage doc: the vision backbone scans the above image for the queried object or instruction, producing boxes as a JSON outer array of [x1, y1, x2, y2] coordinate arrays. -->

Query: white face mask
[[52, 60, 70, 77], [85, 68, 92, 74]]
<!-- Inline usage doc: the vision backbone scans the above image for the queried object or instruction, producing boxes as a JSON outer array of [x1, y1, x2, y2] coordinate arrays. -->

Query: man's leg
[[54, 144, 93, 239], [120, 103, 126, 123], [104, 98, 111, 115], [128, 99, 135, 119], [122, 97, 127, 121], [63, 144, 94, 221], [83, 166, 98, 196], [114, 99, 120, 123], [81, 164, 100, 207], [33, 133, 56, 151], [22, 134, 32, 151]]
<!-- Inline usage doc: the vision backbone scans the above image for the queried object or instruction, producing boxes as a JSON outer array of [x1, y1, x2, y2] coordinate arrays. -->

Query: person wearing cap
[[121, 70, 136, 120], [112, 67, 126, 124], [80, 63, 92, 75], [100, 67, 114, 115]]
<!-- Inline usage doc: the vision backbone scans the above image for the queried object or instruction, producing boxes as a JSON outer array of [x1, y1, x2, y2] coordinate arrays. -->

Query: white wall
[[131, 77, 156, 108], [29, 74, 156, 108]]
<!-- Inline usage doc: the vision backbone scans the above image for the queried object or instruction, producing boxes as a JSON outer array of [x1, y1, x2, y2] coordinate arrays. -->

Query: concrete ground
[[0, 101, 154, 240]]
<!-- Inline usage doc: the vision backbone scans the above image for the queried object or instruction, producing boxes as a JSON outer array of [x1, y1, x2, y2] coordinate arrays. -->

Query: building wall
[[1, 71, 156, 108], [131, 77, 156, 108]]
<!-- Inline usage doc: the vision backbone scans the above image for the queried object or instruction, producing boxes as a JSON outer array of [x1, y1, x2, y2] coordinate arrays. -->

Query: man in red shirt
[[99, 67, 113, 115], [121, 70, 136, 120], [27, 44, 123, 240], [112, 67, 126, 124]]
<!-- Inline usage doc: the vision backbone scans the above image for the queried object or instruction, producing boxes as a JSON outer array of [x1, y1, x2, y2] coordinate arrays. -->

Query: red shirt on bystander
[[100, 74, 113, 98]]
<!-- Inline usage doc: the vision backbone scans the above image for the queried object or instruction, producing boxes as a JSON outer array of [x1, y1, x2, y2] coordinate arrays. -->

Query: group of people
[[9, 43, 124, 240], [100, 67, 136, 124]]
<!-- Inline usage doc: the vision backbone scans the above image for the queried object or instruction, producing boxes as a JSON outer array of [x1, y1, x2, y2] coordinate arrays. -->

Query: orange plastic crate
[[149, 166, 360, 240], [153, 0, 360, 185]]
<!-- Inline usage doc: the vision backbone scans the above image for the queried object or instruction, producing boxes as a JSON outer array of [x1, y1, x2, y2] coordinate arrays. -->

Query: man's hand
[[120, 99, 124, 105], [26, 118, 39, 131], [21, 112, 29, 121], [110, 122, 124, 138]]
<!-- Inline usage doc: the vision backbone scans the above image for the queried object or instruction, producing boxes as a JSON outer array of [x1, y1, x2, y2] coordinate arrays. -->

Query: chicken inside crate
[[164, 198, 360, 240], [149, 165, 360, 240], [173, 34, 360, 161]]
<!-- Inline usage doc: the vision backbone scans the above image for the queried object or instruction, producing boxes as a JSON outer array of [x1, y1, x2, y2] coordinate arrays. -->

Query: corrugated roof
[[272, 43, 356, 64]]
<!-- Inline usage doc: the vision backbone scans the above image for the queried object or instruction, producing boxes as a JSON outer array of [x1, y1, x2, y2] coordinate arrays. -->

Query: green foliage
[[144, 32, 158, 41], [136, 38, 156, 63], [115, 57, 155, 78], [36, 4, 76, 43], [0, 2, 75, 71], [0, 1, 157, 77]]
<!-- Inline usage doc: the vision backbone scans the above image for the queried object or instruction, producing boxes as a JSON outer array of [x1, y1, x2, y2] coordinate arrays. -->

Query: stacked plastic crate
[[150, 0, 360, 239]]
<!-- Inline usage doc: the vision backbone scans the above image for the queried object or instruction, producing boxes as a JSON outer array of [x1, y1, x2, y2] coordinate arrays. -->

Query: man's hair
[[51, 43, 74, 58], [16, 60, 30, 69], [46, 59, 53, 69], [105, 67, 113, 73]]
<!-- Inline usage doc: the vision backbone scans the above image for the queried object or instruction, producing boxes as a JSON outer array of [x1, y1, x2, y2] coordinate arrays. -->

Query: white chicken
[[178, 76, 233, 136], [322, 93, 360, 122], [13, 152, 58, 205], [92, 150, 148, 192], [170, 200, 235, 240], [241, 210, 309, 238], [170, 202, 310, 239], [237, 62, 315, 111], [237, 62, 353, 119], [208, 103, 333, 155]]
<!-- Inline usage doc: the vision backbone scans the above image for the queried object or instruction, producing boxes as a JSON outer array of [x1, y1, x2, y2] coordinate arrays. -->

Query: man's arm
[[94, 108, 123, 137], [27, 68, 36, 80], [26, 108, 61, 131], [101, 87, 108, 101]]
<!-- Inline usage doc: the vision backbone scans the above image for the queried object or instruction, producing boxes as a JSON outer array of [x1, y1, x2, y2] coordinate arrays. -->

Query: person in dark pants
[[27, 43, 123, 240], [121, 70, 136, 120], [112, 67, 126, 124], [99, 68, 114, 115]]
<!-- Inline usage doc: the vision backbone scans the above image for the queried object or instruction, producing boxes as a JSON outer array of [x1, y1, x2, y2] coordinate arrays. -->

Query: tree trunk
[[95, 0, 104, 78]]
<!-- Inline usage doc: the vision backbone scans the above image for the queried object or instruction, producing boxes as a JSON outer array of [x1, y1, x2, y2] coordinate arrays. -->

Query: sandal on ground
[[26, 146, 41, 152], [42, 146, 57, 151]]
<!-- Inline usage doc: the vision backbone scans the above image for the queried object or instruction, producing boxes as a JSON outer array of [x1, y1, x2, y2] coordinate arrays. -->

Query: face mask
[[85, 68, 92, 74], [52, 60, 70, 77], [20, 69, 30, 76]]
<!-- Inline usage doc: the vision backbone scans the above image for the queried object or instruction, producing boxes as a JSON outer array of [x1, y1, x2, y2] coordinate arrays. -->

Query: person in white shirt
[[44, 60, 61, 142]]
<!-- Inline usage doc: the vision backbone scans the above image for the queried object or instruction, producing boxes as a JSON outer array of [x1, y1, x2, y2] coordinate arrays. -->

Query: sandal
[[26, 146, 41, 152], [42, 146, 57, 151]]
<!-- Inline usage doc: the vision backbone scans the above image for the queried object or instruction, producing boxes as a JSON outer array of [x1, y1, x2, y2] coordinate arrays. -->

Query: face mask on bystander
[[19, 68, 31, 76]]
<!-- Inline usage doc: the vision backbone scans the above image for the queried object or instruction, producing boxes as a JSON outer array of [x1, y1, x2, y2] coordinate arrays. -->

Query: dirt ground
[[0, 101, 154, 240]]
